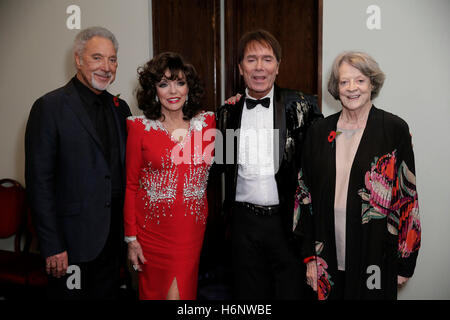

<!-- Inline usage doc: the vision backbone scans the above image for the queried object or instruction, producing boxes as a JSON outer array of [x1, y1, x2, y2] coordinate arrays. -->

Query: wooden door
[[152, 0, 221, 111], [225, 0, 321, 104]]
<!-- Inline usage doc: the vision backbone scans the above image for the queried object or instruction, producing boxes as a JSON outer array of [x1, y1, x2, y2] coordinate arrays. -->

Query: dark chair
[[0, 178, 137, 299], [0, 178, 47, 299]]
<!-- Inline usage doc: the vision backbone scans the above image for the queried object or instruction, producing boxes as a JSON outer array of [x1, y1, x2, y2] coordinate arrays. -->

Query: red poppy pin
[[328, 130, 341, 147], [113, 94, 120, 107]]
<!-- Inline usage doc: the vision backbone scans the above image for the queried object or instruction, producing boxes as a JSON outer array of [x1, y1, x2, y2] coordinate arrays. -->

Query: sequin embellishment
[[129, 112, 214, 226], [140, 151, 178, 226]]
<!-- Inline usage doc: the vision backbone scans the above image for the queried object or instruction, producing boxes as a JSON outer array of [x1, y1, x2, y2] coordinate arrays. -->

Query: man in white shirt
[[216, 29, 322, 299]]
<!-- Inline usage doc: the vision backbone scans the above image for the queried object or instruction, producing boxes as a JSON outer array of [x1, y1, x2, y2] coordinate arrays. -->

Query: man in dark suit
[[25, 26, 131, 299], [216, 29, 322, 299]]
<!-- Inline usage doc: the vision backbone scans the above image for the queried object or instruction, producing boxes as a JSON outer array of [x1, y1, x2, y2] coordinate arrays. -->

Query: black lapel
[[108, 96, 127, 166], [346, 106, 383, 212], [229, 93, 245, 166], [63, 81, 105, 152], [347, 106, 380, 190], [232, 93, 246, 130], [230, 94, 245, 188], [321, 112, 340, 244], [273, 85, 286, 170], [344, 106, 382, 283]]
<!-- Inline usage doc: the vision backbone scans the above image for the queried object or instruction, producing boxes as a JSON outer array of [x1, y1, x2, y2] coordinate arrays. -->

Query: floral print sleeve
[[293, 168, 316, 261], [292, 111, 317, 260], [293, 169, 312, 231], [358, 128, 421, 278], [396, 133, 421, 277], [396, 161, 420, 258]]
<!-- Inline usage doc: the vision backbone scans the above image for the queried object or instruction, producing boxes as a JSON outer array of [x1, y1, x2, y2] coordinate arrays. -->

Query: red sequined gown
[[124, 112, 215, 299]]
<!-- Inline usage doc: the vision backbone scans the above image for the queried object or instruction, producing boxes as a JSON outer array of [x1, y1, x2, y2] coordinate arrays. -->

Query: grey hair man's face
[[75, 36, 118, 94]]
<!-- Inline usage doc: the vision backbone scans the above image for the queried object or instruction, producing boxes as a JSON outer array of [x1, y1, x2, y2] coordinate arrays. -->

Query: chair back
[[0, 178, 26, 238]]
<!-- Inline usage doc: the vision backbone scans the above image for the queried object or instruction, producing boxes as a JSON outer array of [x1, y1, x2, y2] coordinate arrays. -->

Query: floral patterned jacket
[[293, 106, 421, 300]]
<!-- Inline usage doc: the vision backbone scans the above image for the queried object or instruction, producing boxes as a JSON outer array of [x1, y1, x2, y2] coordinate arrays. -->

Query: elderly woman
[[293, 51, 421, 300], [124, 52, 215, 300]]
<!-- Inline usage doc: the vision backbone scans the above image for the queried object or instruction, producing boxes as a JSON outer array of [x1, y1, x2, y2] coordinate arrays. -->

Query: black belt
[[234, 201, 280, 216]]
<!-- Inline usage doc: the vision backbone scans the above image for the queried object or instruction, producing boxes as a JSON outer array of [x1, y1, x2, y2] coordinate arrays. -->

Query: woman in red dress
[[124, 52, 215, 299]]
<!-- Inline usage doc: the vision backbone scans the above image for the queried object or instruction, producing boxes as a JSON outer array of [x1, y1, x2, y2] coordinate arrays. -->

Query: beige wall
[[0, 0, 150, 183], [0, 0, 150, 249], [323, 0, 450, 299]]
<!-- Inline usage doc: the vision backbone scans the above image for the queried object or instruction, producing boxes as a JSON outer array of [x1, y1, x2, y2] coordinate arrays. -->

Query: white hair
[[73, 26, 119, 57]]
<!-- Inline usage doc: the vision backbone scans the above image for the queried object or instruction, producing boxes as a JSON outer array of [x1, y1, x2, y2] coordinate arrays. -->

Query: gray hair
[[73, 26, 119, 57], [327, 51, 385, 100]]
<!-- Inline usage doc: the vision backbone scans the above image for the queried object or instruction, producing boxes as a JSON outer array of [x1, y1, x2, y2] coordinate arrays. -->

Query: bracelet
[[124, 236, 137, 243], [303, 256, 316, 264]]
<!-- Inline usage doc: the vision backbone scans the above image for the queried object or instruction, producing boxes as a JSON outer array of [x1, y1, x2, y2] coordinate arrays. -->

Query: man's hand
[[306, 260, 318, 292], [128, 240, 147, 272], [46, 251, 68, 278]]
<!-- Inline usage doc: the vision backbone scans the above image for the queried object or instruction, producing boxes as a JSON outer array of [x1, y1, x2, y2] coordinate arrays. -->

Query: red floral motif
[[364, 152, 397, 216], [315, 241, 333, 300], [113, 94, 120, 107], [317, 256, 332, 300], [358, 151, 421, 257], [328, 131, 336, 143], [328, 130, 341, 145]]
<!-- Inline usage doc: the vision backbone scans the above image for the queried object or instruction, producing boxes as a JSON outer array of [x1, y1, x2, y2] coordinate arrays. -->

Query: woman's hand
[[306, 260, 318, 292], [397, 275, 409, 287], [127, 239, 147, 272], [224, 93, 242, 105]]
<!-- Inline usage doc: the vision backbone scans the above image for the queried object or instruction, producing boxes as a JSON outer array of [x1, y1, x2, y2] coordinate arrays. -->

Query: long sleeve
[[394, 124, 421, 277], [123, 118, 144, 236], [292, 123, 316, 260], [286, 91, 323, 172], [25, 97, 66, 258]]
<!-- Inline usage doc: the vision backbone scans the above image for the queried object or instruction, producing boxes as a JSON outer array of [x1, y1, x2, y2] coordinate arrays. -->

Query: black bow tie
[[245, 97, 270, 110]]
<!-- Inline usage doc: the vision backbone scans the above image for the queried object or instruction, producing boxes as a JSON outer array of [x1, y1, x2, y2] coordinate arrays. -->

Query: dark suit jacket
[[25, 79, 131, 263], [215, 85, 323, 237]]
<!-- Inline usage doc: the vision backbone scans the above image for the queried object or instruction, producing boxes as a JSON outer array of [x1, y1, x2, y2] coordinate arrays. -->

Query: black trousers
[[230, 203, 305, 300], [46, 197, 123, 300], [332, 270, 346, 300]]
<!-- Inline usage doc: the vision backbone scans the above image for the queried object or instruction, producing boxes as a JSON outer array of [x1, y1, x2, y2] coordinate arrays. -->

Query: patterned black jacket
[[215, 85, 323, 238]]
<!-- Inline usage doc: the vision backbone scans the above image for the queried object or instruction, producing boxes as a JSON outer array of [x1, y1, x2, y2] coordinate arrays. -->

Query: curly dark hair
[[136, 52, 204, 120]]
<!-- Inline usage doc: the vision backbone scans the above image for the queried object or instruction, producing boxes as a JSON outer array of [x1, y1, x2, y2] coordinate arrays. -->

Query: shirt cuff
[[124, 236, 137, 243]]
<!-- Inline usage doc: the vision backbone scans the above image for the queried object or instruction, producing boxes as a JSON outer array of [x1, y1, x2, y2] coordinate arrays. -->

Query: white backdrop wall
[[322, 0, 450, 299]]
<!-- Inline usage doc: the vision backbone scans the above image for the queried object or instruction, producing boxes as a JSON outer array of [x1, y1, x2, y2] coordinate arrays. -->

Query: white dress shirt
[[235, 87, 279, 206]]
